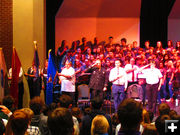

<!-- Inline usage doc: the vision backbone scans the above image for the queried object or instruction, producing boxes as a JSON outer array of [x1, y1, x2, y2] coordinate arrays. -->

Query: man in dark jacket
[[80, 97, 112, 135], [85, 59, 108, 99]]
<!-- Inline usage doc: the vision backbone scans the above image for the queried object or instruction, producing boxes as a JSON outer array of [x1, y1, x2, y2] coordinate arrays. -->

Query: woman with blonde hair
[[91, 115, 109, 135]]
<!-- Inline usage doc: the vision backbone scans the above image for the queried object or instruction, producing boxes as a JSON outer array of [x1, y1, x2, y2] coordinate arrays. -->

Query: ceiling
[[56, 0, 141, 18], [56, 0, 179, 19], [169, 0, 180, 19]]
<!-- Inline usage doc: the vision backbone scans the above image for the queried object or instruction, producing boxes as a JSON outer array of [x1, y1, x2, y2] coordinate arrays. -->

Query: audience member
[[91, 115, 109, 135], [117, 98, 143, 135], [48, 107, 74, 135], [80, 97, 112, 135]]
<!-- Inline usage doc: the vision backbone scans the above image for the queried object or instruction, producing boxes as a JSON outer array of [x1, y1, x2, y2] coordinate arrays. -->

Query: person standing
[[142, 61, 163, 113], [85, 59, 108, 100], [58, 60, 75, 105], [125, 58, 139, 87], [109, 59, 127, 112]]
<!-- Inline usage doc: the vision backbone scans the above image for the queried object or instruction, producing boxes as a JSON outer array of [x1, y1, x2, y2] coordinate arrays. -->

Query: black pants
[[18, 82, 24, 109], [146, 83, 158, 113], [90, 89, 103, 100]]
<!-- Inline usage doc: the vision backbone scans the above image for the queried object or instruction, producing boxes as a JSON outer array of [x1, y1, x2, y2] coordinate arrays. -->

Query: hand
[[0, 105, 11, 115], [169, 81, 172, 85], [158, 86, 161, 91], [103, 87, 107, 91]]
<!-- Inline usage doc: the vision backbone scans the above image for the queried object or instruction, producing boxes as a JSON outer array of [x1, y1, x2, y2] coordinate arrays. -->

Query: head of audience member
[[71, 107, 82, 123], [29, 96, 45, 115], [6, 110, 29, 135], [121, 38, 127, 46], [2, 95, 15, 111], [155, 115, 171, 135], [133, 41, 139, 48], [145, 40, 150, 49], [158, 103, 170, 116], [130, 58, 135, 65], [71, 41, 77, 50], [77, 48, 82, 54], [108, 36, 113, 44], [90, 97, 103, 110], [20, 108, 34, 124], [117, 98, 143, 131], [0, 118, 5, 135], [87, 47, 91, 54], [82, 37, 87, 44], [93, 37, 98, 45], [95, 59, 102, 69], [109, 50, 114, 58], [142, 109, 150, 127], [142, 124, 158, 135], [58, 94, 72, 109], [65, 60, 72, 69], [83, 107, 92, 116], [115, 59, 121, 68], [91, 115, 109, 135], [167, 40, 173, 48], [167, 60, 174, 68], [169, 110, 178, 119], [48, 107, 74, 135], [150, 60, 156, 69], [176, 41, 180, 49], [60, 40, 67, 48], [156, 41, 162, 49]]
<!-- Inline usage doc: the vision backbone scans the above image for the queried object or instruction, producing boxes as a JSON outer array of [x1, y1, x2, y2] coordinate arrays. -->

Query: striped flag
[[0, 48, 7, 102], [46, 50, 57, 105]]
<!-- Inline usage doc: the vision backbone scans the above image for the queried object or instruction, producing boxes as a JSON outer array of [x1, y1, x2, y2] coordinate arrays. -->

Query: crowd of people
[[55, 37, 180, 112], [0, 94, 179, 135], [1, 36, 180, 134]]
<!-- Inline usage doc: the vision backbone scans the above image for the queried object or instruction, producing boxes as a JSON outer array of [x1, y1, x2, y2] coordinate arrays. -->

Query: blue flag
[[46, 50, 57, 105]]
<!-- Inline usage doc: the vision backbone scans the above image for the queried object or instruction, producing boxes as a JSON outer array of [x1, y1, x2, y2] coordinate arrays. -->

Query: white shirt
[[8, 67, 23, 82], [142, 68, 162, 84], [125, 64, 139, 82], [60, 67, 75, 92], [109, 67, 128, 89]]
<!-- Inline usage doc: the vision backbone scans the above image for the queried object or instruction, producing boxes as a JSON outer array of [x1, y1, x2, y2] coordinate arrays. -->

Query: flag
[[33, 44, 40, 77], [46, 50, 57, 105], [0, 48, 7, 102], [10, 47, 21, 106], [32, 43, 41, 97]]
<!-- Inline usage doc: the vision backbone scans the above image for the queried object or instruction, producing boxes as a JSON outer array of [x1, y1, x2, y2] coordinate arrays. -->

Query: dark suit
[[86, 67, 108, 99]]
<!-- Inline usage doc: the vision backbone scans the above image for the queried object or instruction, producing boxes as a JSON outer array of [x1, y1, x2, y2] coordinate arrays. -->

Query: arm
[[138, 64, 150, 72], [158, 78, 163, 91], [169, 72, 174, 85], [58, 73, 72, 79], [124, 71, 128, 91]]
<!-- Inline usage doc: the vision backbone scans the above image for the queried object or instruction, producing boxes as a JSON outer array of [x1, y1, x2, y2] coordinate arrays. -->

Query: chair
[[127, 84, 143, 101], [77, 84, 90, 106]]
